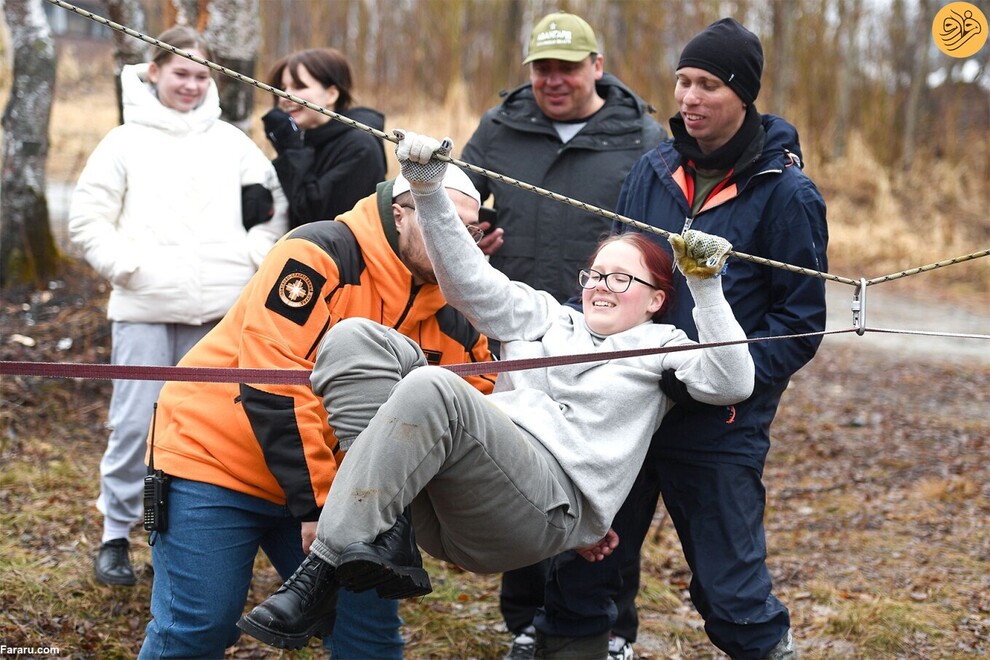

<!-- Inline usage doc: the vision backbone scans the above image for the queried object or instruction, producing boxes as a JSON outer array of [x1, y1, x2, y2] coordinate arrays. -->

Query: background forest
[[2, 0, 988, 290]]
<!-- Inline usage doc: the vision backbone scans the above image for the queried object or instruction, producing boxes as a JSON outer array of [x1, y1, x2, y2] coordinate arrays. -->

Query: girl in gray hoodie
[[238, 131, 754, 650]]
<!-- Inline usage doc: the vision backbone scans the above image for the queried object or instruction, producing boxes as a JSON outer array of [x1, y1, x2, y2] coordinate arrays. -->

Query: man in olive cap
[[461, 11, 665, 304], [459, 12, 666, 659], [535, 17, 827, 660]]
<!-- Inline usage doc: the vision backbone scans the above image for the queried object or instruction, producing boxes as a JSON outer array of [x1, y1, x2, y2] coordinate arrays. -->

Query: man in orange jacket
[[138, 169, 495, 659]]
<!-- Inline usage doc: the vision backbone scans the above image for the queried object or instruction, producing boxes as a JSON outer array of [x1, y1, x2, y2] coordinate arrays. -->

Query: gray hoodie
[[413, 183, 754, 546]]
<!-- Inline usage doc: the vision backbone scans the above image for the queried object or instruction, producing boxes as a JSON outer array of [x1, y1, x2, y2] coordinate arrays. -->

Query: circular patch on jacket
[[278, 272, 314, 308]]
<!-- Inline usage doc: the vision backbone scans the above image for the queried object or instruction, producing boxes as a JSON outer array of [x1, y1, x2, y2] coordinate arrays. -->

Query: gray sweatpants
[[310, 318, 579, 574], [99, 321, 215, 540]]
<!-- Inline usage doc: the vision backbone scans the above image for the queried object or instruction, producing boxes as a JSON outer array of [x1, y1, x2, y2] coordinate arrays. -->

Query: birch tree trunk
[[164, 0, 259, 130], [203, 0, 260, 130], [105, 0, 147, 125], [1, 0, 58, 286], [770, 0, 794, 115]]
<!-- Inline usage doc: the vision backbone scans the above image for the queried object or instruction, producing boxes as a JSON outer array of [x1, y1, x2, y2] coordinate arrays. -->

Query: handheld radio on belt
[[143, 403, 170, 543]]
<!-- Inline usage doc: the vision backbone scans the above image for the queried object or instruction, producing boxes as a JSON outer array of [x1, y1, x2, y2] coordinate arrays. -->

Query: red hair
[[589, 233, 675, 322]]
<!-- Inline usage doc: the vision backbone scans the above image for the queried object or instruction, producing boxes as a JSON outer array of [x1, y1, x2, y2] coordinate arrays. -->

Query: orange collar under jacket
[[150, 181, 495, 520]]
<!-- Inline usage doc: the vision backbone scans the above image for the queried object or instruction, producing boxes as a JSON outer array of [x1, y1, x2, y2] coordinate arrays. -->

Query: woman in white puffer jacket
[[69, 26, 288, 587]]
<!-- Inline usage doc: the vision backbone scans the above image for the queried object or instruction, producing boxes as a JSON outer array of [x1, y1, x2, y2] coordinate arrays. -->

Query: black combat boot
[[237, 554, 339, 649], [335, 507, 432, 599]]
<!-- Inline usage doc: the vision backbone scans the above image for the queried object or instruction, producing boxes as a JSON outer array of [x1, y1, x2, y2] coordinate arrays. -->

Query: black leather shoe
[[237, 554, 339, 650], [336, 507, 432, 599], [94, 538, 136, 586]]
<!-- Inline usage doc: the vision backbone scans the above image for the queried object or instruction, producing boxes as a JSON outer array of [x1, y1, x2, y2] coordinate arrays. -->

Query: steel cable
[[28, 0, 990, 377]]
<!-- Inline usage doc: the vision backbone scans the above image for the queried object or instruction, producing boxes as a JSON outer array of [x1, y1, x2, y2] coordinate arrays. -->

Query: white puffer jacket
[[69, 63, 288, 324]]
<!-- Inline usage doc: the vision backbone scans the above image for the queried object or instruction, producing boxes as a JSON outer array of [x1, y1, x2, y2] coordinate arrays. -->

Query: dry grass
[[813, 135, 990, 301], [2, 253, 988, 660]]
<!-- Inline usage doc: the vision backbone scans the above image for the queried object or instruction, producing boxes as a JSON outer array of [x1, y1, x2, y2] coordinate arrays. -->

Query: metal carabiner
[[851, 278, 868, 336]]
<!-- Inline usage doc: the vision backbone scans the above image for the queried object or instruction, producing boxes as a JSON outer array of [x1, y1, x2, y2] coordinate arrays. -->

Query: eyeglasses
[[465, 224, 485, 244], [398, 203, 484, 245], [578, 268, 658, 293]]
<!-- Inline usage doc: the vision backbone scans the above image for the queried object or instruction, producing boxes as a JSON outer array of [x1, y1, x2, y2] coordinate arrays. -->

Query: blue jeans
[[139, 478, 404, 659]]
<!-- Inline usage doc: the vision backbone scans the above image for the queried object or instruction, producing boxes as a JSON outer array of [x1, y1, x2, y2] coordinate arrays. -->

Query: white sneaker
[[765, 629, 797, 660], [504, 630, 537, 660], [608, 634, 634, 660]]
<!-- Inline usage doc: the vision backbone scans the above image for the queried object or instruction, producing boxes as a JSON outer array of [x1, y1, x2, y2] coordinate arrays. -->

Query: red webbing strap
[[0, 361, 312, 385], [0, 328, 851, 384], [445, 328, 852, 377]]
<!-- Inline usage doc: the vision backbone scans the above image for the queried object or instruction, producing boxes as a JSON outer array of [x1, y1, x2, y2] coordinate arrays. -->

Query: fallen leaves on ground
[[1, 261, 987, 659]]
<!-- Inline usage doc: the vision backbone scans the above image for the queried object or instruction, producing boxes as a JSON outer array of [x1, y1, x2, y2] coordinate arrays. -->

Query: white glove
[[668, 229, 732, 279], [393, 129, 452, 195]]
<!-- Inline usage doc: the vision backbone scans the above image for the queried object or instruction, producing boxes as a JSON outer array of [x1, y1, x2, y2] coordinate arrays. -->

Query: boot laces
[[280, 556, 330, 603]]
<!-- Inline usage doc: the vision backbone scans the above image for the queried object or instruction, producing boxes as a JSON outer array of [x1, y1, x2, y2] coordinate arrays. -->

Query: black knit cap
[[677, 18, 763, 104]]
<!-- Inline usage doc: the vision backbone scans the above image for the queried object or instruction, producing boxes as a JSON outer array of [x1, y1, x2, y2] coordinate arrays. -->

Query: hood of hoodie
[[495, 72, 654, 135], [735, 113, 806, 181], [304, 105, 386, 148], [760, 113, 804, 168], [121, 62, 221, 135], [343, 106, 385, 132]]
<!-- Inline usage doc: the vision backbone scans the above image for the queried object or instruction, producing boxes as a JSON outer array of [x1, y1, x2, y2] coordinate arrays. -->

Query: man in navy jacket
[[535, 18, 827, 660]]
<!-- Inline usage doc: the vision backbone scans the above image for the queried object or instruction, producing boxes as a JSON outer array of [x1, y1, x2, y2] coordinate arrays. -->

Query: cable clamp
[[852, 278, 868, 336]]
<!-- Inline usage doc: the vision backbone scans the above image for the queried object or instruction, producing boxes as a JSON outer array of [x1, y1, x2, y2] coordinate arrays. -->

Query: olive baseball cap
[[523, 12, 600, 64]]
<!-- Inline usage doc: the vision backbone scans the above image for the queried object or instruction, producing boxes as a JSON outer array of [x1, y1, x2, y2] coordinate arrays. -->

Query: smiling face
[[581, 240, 666, 336], [147, 49, 211, 113], [530, 55, 605, 122], [279, 63, 337, 130], [674, 66, 747, 154]]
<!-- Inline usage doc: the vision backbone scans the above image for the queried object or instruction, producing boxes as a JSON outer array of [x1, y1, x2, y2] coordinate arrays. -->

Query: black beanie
[[677, 18, 764, 104]]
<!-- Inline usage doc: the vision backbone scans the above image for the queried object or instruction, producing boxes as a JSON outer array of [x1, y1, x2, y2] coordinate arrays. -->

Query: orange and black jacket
[[151, 180, 495, 520]]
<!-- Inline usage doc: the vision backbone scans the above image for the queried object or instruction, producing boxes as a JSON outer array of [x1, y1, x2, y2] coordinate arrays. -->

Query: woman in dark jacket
[[263, 48, 387, 228], [258, 48, 399, 658]]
